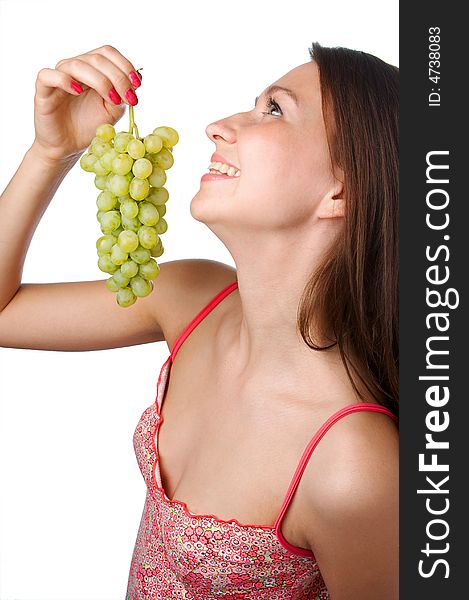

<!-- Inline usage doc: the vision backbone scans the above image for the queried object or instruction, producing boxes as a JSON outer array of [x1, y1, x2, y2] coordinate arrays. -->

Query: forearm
[[0, 143, 80, 311]]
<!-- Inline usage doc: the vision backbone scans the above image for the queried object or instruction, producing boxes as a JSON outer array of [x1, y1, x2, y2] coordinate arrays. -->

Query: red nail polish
[[129, 71, 141, 88], [108, 88, 122, 105], [125, 88, 138, 106], [70, 80, 83, 94]]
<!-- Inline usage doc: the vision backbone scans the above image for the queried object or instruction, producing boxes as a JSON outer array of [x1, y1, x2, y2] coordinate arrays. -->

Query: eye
[[261, 95, 283, 117]]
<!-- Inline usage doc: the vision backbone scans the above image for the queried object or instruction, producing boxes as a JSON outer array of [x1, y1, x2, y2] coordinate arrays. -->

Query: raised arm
[[0, 45, 237, 352]]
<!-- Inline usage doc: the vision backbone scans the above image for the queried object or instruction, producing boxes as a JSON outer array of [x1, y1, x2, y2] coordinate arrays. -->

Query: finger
[[35, 67, 87, 101], [79, 44, 142, 88], [56, 58, 137, 106], [77, 51, 140, 106]]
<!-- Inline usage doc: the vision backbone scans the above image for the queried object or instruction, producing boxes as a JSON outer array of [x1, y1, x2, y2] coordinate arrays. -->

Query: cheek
[[239, 131, 332, 218], [239, 131, 294, 200]]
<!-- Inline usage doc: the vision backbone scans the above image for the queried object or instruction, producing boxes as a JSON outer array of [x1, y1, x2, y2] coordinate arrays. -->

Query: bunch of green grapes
[[79, 108, 178, 308]]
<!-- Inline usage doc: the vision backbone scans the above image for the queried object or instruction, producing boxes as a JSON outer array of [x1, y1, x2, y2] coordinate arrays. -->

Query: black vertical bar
[[400, 2, 467, 597]]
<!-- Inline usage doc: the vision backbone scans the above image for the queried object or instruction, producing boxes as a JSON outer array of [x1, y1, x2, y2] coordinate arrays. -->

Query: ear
[[317, 187, 346, 220]]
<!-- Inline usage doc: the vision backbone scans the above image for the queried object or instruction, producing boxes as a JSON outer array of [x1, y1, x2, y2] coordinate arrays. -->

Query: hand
[[32, 45, 142, 163]]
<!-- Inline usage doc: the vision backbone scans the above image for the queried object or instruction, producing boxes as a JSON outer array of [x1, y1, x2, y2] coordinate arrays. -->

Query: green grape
[[93, 160, 111, 176], [104, 173, 114, 190], [132, 158, 153, 179], [130, 245, 151, 264], [98, 254, 119, 274], [155, 218, 168, 234], [129, 177, 150, 200], [152, 126, 179, 148], [100, 211, 121, 234], [147, 186, 169, 206], [91, 140, 112, 158], [109, 173, 131, 196], [144, 134, 163, 154], [96, 123, 116, 142], [80, 153, 97, 172], [144, 152, 157, 165], [110, 243, 128, 265], [121, 259, 139, 279], [117, 287, 137, 307], [130, 276, 153, 297], [94, 174, 108, 190], [111, 269, 131, 288], [113, 225, 125, 237], [121, 215, 140, 232], [148, 166, 166, 188], [127, 138, 146, 159], [153, 235, 162, 248], [118, 230, 139, 253], [118, 194, 132, 204], [138, 202, 160, 226], [120, 199, 139, 219], [138, 225, 158, 249], [139, 258, 160, 281], [114, 132, 134, 153], [88, 136, 100, 150], [100, 148, 119, 171], [157, 203, 166, 216], [96, 234, 117, 254], [112, 153, 133, 175], [153, 147, 174, 170], [97, 191, 118, 211], [150, 243, 164, 257], [96, 210, 106, 221], [106, 277, 119, 293]]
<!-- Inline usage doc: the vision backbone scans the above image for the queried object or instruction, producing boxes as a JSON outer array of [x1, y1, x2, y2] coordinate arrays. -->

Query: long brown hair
[[297, 42, 399, 418]]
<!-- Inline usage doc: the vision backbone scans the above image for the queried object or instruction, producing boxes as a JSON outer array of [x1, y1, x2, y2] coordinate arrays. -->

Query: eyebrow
[[254, 85, 299, 107]]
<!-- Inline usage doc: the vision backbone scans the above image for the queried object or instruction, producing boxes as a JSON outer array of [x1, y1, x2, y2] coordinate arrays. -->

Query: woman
[[0, 43, 399, 599]]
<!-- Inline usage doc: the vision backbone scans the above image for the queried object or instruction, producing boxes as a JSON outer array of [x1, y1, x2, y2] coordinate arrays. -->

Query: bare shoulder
[[305, 406, 398, 510], [301, 405, 399, 599], [150, 258, 237, 352]]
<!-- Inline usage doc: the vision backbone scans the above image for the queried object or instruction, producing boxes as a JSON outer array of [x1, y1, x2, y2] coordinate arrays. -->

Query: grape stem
[[128, 105, 140, 139]]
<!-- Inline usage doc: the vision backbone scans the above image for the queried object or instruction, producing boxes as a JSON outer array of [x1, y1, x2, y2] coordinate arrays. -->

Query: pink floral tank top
[[126, 280, 398, 599]]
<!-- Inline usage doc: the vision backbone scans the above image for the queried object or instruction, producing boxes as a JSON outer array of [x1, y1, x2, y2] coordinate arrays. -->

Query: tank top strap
[[274, 402, 398, 550], [170, 280, 238, 362]]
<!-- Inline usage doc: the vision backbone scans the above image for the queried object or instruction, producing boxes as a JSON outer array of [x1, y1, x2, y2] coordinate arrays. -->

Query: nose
[[205, 117, 237, 145]]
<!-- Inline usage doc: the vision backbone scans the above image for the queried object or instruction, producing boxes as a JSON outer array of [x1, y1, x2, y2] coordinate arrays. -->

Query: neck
[[216, 220, 344, 385]]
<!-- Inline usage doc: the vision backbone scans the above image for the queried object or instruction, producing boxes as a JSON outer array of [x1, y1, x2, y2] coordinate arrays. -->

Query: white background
[[0, 0, 398, 598]]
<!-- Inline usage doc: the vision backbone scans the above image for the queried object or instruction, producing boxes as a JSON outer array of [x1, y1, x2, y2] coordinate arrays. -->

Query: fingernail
[[108, 87, 122, 105], [129, 71, 141, 88], [125, 88, 138, 106], [70, 80, 83, 94]]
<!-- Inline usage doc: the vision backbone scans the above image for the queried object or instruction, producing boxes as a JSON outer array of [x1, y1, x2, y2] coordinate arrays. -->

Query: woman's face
[[190, 60, 341, 231]]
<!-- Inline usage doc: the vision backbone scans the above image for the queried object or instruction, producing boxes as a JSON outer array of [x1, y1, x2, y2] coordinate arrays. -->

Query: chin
[[190, 183, 233, 212], [189, 189, 223, 224], [189, 188, 207, 220]]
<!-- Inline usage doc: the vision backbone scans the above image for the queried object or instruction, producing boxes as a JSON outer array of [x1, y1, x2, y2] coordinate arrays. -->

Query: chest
[[154, 336, 318, 550]]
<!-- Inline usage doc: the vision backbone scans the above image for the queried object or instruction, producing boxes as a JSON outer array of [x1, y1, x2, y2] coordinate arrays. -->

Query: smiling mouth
[[207, 161, 241, 177]]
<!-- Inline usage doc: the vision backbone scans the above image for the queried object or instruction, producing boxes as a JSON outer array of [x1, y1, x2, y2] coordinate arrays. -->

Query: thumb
[[106, 101, 127, 124]]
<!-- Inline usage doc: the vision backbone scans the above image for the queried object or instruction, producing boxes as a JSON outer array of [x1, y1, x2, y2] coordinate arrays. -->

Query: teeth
[[208, 161, 240, 177]]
